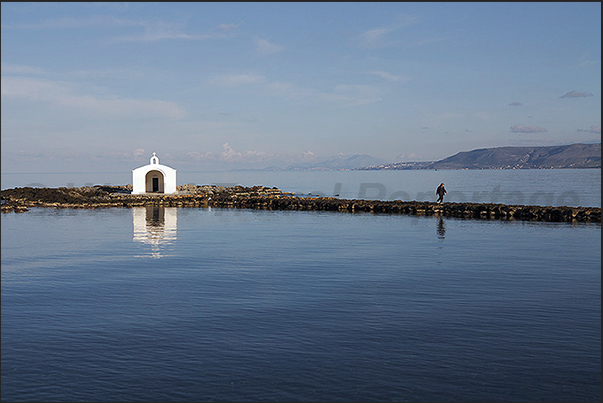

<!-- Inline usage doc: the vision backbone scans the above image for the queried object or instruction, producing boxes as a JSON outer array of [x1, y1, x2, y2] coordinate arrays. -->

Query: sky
[[1, 2, 601, 173]]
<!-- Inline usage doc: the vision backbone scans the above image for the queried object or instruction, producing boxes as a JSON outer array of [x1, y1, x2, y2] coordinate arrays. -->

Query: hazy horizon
[[2, 2, 601, 173]]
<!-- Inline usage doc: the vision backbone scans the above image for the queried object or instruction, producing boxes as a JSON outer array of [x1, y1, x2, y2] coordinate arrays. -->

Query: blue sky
[[1, 2, 600, 173]]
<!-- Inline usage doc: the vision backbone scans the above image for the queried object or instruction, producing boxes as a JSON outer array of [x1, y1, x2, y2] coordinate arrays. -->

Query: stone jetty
[[1, 184, 600, 223]]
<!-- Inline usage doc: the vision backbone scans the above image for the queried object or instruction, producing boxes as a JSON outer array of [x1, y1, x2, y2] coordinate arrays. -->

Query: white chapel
[[132, 152, 177, 194]]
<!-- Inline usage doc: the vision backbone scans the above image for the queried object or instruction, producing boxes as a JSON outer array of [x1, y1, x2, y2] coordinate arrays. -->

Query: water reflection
[[133, 206, 177, 258], [436, 216, 446, 239]]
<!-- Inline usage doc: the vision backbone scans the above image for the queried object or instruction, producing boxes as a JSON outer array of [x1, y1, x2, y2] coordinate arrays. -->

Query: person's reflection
[[133, 206, 177, 258], [436, 215, 446, 239]]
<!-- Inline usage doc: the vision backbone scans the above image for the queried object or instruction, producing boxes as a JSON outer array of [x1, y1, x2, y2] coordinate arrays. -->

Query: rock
[[1, 185, 599, 222]]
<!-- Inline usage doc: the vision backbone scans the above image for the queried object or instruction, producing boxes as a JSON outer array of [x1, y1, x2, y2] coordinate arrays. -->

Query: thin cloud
[[112, 20, 241, 43], [357, 15, 419, 49], [11, 150, 49, 162], [0, 63, 47, 76], [114, 21, 212, 43], [70, 67, 155, 81], [186, 151, 217, 161], [317, 84, 382, 107], [2, 15, 241, 43], [266, 81, 312, 98], [186, 144, 318, 165], [560, 90, 594, 98], [266, 81, 383, 107], [404, 37, 446, 48], [368, 70, 410, 83], [577, 125, 601, 134], [359, 27, 390, 48], [1, 15, 122, 30], [209, 73, 264, 87], [210, 73, 384, 108], [420, 112, 463, 129], [255, 38, 284, 55], [215, 22, 243, 31], [220, 142, 272, 162], [117, 148, 148, 161], [510, 124, 548, 133], [1, 77, 185, 119], [221, 142, 242, 160], [576, 59, 599, 68]]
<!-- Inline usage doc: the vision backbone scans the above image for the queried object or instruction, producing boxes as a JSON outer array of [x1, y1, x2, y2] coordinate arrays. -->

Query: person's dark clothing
[[436, 184, 447, 203]]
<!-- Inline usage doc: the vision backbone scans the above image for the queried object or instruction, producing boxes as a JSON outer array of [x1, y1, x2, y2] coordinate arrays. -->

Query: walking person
[[436, 183, 447, 203]]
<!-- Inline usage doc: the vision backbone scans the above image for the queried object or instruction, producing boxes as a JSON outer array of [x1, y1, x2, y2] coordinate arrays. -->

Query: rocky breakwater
[[0, 184, 288, 212], [1, 185, 600, 223], [221, 196, 600, 222]]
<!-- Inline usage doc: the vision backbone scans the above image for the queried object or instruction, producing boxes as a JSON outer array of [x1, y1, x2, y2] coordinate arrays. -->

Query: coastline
[[1, 185, 600, 223]]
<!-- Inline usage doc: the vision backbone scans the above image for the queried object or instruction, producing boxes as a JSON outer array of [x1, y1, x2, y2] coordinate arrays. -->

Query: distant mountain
[[286, 154, 386, 171], [360, 143, 601, 170]]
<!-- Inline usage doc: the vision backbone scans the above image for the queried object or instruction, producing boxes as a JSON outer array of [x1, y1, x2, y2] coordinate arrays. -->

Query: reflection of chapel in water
[[133, 206, 177, 258]]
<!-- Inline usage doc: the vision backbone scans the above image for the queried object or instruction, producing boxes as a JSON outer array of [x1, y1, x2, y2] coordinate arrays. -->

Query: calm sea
[[1, 168, 601, 207], [1, 203, 600, 401]]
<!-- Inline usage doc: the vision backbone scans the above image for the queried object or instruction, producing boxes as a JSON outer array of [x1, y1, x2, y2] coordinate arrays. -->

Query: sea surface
[[1, 202, 601, 401], [1, 168, 601, 207]]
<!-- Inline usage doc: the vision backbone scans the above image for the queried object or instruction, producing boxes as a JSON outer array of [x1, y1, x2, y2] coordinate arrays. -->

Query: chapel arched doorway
[[145, 170, 165, 193]]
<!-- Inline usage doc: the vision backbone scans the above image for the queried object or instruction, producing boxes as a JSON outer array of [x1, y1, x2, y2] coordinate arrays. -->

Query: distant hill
[[286, 154, 386, 171], [360, 143, 601, 170]]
